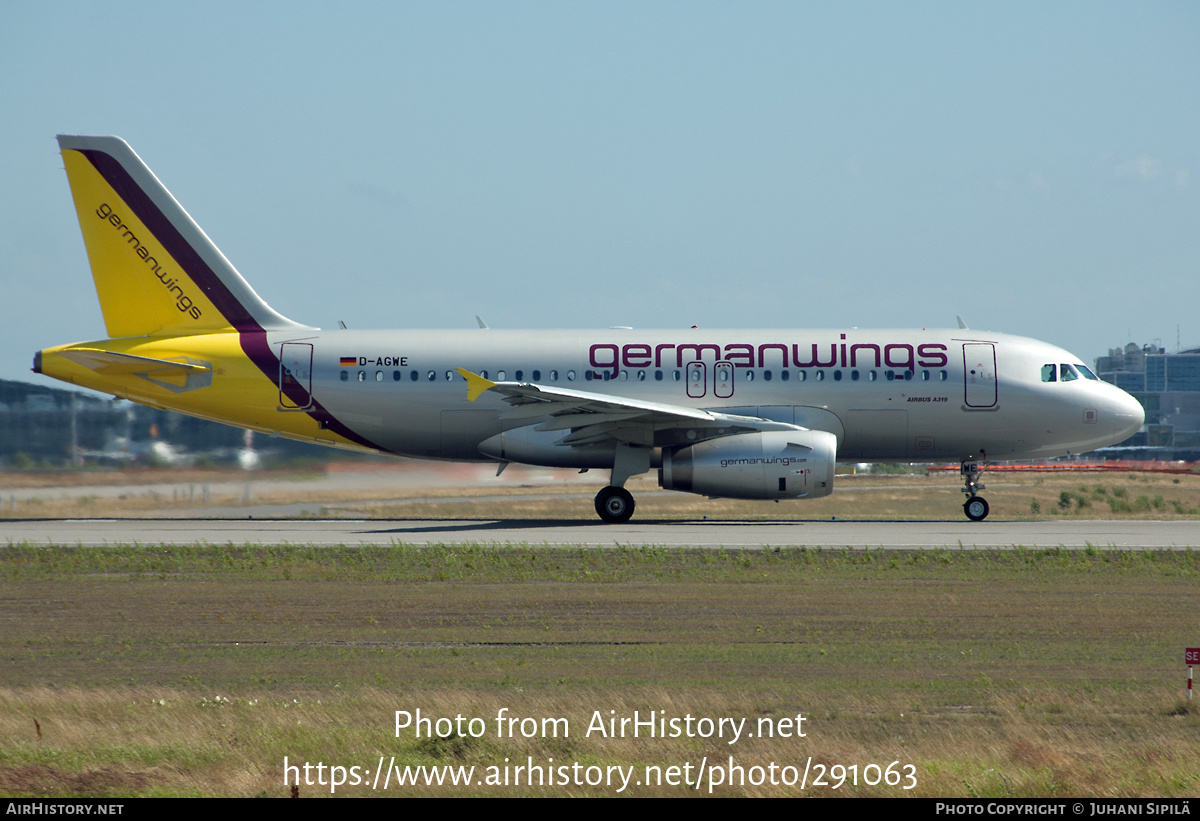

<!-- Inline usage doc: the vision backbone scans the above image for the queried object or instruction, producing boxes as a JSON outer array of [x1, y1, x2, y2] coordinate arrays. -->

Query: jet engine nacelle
[[658, 429, 836, 500]]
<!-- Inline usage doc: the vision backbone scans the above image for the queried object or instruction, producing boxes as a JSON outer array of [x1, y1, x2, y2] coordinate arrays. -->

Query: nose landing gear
[[961, 455, 989, 521]]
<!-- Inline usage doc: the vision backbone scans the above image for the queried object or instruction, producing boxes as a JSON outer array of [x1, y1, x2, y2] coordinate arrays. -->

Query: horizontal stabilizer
[[58, 348, 211, 376], [57, 347, 213, 393]]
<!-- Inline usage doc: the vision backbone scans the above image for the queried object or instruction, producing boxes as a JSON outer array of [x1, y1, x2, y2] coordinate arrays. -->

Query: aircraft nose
[[1110, 390, 1145, 441]]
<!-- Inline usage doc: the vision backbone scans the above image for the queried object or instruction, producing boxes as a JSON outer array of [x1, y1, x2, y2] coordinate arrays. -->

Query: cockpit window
[[1076, 364, 1099, 380], [1041, 364, 1056, 382], [1059, 364, 1080, 382]]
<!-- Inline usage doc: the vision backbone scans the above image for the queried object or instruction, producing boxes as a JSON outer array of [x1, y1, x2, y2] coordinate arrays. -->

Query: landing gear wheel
[[964, 497, 990, 522], [594, 486, 635, 523], [960, 455, 990, 521]]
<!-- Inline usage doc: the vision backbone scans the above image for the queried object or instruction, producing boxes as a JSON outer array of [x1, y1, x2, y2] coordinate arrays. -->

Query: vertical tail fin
[[57, 135, 309, 338]]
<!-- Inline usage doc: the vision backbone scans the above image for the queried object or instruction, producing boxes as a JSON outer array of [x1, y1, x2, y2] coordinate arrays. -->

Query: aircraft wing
[[457, 368, 803, 447]]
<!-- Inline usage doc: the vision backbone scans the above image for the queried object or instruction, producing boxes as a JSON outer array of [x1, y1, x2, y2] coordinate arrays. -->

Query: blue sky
[[2, 1, 1197, 385]]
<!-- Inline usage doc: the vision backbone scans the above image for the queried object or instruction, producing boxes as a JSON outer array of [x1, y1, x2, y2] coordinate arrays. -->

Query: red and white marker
[[1186, 648, 1199, 702]]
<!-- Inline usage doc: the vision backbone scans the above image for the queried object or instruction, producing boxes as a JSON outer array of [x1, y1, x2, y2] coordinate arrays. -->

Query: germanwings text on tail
[[35, 136, 1145, 522]]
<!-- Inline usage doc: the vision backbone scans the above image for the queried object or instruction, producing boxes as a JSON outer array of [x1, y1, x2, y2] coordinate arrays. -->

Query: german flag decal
[[339, 357, 356, 367]]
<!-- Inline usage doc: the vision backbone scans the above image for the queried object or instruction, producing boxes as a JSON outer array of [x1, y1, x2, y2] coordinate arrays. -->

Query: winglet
[[457, 368, 496, 401]]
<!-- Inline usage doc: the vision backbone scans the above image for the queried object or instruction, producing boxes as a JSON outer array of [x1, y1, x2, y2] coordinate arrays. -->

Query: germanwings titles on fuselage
[[35, 135, 1145, 522]]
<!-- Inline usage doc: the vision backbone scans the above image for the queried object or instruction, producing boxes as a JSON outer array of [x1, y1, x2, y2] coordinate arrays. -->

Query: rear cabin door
[[279, 343, 314, 410]]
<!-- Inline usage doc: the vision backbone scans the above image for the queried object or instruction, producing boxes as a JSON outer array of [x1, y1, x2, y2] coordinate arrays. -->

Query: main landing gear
[[960, 455, 989, 521], [595, 486, 635, 523], [593, 444, 648, 523]]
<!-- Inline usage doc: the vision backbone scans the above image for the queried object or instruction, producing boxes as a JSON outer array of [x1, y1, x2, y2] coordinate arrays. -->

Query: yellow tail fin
[[57, 135, 306, 338]]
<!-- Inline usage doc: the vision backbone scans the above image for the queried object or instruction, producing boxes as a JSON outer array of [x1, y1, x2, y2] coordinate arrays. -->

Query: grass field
[[1, 542, 1198, 797]]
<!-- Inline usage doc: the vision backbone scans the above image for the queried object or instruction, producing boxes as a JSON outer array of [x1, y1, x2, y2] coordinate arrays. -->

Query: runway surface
[[3, 517, 1195, 549]]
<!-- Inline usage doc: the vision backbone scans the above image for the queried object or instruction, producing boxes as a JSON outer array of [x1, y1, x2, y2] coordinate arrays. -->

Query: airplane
[[34, 135, 1145, 523]]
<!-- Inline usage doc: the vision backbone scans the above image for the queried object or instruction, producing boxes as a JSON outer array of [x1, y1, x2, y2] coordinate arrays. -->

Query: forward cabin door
[[963, 343, 997, 408]]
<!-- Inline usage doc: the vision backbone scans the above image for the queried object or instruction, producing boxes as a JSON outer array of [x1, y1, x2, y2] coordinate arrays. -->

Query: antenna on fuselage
[[476, 315, 489, 329], [956, 315, 968, 330]]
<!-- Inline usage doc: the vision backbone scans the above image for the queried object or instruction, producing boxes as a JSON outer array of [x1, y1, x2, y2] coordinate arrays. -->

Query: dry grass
[[0, 686, 1195, 797], [0, 545, 1197, 796], [346, 471, 1200, 521], [9, 465, 1198, 521]]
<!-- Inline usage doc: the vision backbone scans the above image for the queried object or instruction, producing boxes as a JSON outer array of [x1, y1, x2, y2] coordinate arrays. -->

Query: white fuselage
[[269, 327, 1144, 465]]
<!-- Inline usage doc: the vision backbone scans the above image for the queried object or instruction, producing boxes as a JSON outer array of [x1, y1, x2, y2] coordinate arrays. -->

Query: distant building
[[1094, 342, 1200, 459], [0, 379, 337, 469]]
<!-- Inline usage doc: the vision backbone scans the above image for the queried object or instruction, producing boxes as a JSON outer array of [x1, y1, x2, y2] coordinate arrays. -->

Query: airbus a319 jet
[[34, 136, 1145, 522]]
